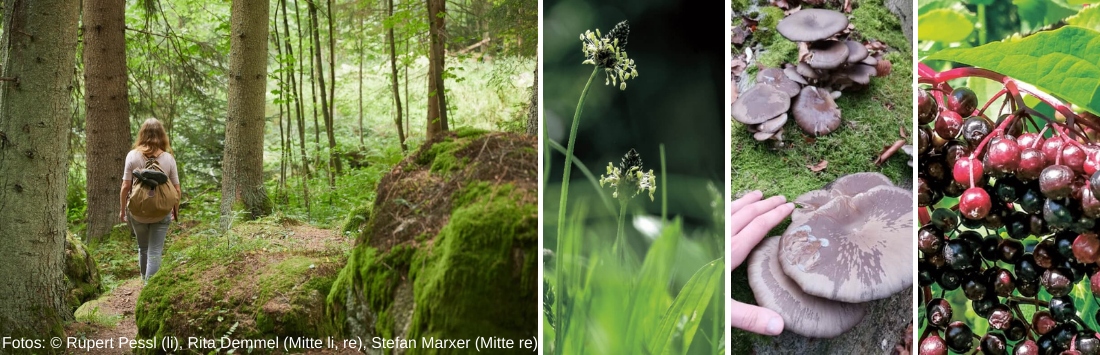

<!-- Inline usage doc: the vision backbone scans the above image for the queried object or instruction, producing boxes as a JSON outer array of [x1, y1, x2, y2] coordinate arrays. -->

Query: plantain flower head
[[600, 148, 657, 201], [580, 20, 639, 90]]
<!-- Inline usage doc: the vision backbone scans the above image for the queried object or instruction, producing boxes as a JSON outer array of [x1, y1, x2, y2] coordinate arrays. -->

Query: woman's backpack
[[128, 153, 179, 221]]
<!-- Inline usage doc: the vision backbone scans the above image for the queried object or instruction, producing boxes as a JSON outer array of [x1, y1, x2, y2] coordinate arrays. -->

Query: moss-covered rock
[[65, 232, 102, 312], [329, 131, 537, 354], [341, 203, 373, 237], [133, 222, 347, 353]]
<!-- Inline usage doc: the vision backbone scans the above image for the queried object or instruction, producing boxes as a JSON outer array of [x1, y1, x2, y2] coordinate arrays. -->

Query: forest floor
[[64, 221, 354, 354]]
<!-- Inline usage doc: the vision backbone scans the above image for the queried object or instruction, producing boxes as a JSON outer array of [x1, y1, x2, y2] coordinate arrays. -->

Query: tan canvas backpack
[[128, 153, 179, 221]]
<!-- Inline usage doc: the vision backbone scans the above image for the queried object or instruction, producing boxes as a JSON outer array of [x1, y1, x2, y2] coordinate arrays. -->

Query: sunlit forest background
[[66, 0, 536, 235]]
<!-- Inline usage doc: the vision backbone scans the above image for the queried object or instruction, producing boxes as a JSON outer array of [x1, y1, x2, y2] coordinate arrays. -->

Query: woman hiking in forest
[[119, 118, 181, 286]]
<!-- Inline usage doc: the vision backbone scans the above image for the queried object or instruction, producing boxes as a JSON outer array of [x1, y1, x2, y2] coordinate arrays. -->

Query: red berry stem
[[977, 88, 1008, 117]]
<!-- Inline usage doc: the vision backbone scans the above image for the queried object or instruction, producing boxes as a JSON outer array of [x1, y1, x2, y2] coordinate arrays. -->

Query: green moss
[[404, 183, 536, 351], [732, 0, 749, 11], [340, 204, 372, 237], [134, 222, 344, 353], [755, 6, 787, 46], [326, 243, 418, 339], [756, 38, 798, 69], [851, 0, 910, 50], [453, 126, 489, 138], [415, 139, 471, 176], [65, 232, 102, 312]]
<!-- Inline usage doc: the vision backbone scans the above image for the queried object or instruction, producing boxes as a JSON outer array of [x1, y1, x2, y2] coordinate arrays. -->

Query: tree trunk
[[358, 19, 364, 147], [307, 0, 335, 187], [281, 0, 309, 178], [388, 0, 407, 152], [326, 0, 339, 175], [272, 24, 288, 199], [0, 0, 81, 338], [83, 0, 133, 241], [404, 38, 410, 137], [425, 0, 448, 140], [220, 0, 272, 227], [305, 3, 321, 165], [291, 0, 311, 177], [526, 67, 538, 136]]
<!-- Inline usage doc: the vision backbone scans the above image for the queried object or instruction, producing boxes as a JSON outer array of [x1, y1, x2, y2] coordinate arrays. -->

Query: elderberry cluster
[[918, 85, 1100, 355]]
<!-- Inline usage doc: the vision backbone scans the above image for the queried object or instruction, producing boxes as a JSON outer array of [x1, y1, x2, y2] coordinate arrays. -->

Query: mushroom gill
[[748, 237, 869, 338]]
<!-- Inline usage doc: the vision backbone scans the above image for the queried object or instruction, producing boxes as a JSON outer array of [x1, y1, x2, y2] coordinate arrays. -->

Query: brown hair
[[132, 118, 173, 156]]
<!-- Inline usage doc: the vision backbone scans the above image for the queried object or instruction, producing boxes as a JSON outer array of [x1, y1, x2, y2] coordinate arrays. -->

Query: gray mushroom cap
[[748, 237, 869, 338], [792, 173, 894, 225], [758, 68, 802, 97], [806, 40, 850, 70], [861, 56, 878, 66], [796, 62, 819, 79], [844, 40, 868, 63], [733, 84, 791, 125], [778, 183, 914, 303], [784, 66, 808, 85], [776, 9, 850, 42], [792, 86, 842, 137], [754, 131, 778, 141], [846, 64, 878, 85], [758, 113, 788, 133]]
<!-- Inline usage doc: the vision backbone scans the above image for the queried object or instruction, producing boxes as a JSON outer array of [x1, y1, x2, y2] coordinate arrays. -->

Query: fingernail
[[785, 202, 795, 210], [766, 317, 782, 335]]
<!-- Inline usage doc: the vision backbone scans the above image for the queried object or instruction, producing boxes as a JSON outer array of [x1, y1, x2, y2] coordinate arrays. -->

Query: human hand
[[728, 190, 795, 336], [119, 210, 128, 223]]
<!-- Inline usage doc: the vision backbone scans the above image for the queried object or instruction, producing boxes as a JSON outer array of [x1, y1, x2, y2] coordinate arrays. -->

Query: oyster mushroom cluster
[[732, 8, 892, 141], [747, 173, 913, 338]]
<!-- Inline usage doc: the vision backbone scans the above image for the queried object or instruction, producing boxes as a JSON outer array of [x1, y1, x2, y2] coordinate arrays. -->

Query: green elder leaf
[[926, 26, 1100, 115], [1067, 4, 1100, 29], [917, 9, 974, 42]]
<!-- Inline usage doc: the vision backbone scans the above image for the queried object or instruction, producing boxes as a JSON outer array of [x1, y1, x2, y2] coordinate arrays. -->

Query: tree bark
[[83, 0, 133, 241], [358, 18, 364, 147], [526, 67, 538, 136], [326, 0, 339, 174], [388, 0, 407, 152], [0, 0, 81, 339], [307, 0, 335, 186], [425, 0, 448, 140], [220, 0, 272, 227]]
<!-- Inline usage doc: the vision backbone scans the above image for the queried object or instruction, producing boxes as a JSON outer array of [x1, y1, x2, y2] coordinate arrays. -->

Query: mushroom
[[778, 183, 914, 303], [843, 40, 868, 63], [805, 40, 850, 70], [754, 131, 778, 141], [845, 64, 877, 86], [758, 68, 802, 97], [784, 66, 808, 85], [776, 9, 850, 42], [796, 62, 819, 80], [757, 113, 788, 133], [732, 84, 791, 125], [748, 237, 869, 338], [791, 172, 893, 225], [861, 55, 878, 66], [792, 86, 842, 136]]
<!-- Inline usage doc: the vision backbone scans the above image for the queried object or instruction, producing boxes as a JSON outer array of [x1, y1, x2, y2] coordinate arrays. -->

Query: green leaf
[[926, 26, 1100, 115], [648, 257, 722, 355], [625, 220, 682, 353], [1013, 0, 1079, 30], [1067, 4, 1100, 29], [1068, 0, 1100, 5], [917, 9, 975, 43]]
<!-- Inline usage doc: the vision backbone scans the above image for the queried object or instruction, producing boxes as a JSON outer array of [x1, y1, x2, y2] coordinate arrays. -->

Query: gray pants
[[127, 211, 171, 284]]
